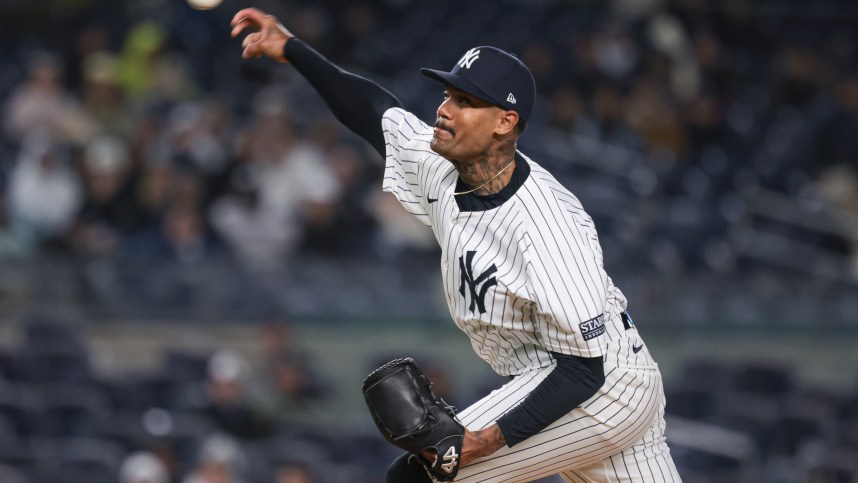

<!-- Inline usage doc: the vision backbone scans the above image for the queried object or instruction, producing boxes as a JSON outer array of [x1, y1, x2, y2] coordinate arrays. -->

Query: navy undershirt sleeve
[[495, 352, 605, 447], [282, 38, 403, 156]]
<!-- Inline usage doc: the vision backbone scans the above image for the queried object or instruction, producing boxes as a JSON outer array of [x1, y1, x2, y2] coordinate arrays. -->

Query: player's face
[[430, 85, 506, 162]]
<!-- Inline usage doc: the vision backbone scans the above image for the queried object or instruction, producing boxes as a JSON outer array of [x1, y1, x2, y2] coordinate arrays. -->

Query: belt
[[621, 311, 635, 330]]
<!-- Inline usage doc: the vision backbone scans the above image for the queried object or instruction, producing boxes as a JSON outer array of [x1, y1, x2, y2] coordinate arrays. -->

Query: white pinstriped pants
[[451, 330, 682, 482]]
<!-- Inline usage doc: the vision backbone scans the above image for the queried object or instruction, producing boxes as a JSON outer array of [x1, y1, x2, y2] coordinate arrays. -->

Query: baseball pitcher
[[232, 8, 682, 482]]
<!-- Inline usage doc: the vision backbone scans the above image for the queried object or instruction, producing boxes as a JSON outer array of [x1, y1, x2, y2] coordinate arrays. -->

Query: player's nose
[[436, 97, 453, 120]]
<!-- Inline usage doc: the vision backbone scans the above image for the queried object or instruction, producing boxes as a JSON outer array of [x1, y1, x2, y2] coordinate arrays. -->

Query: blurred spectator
[[252, 320, 328, 424], [2, 51, 96, 145], [160, 198, 214, 263], [6, 130, 83, 251], [182, 434, 248, 483], [776, 46, 825, 110], [521, 43, 556, 93], [119, 451, 170, 483], [134, 162, 176, 231], [117, 21, 167, 101], [209, 89, 340, 268], [625, 78, 688, 158], [578, 83, 642, 151], [167, 101, 231, 183], [258, 351, 325, 422], [592, 21, 639, 82], [646, 13, 700, 101], [300, 142, 378, 255], [81, 51, 134, 138], [71, 134, 140, 257], [203, 350, 274, 439], [546, 87, 584, 132], [124, 160, 222, 263]]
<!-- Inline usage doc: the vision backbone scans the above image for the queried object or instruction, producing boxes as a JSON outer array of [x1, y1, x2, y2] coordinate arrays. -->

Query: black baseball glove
[[363, 358, 464, 481]]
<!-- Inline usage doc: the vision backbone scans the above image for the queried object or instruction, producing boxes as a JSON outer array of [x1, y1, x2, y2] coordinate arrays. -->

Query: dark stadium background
[[0, 0, 857, 482]]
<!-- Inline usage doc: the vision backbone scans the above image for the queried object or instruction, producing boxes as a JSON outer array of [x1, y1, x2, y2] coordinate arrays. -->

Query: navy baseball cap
[[421, 46, 536, 124]]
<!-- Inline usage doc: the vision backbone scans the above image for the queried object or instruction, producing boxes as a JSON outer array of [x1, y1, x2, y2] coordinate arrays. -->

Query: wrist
[[281, 36, 301, 63], [484, 424, 507, 452], [466, 424, 505, 454], [275, 24, 293, 63]]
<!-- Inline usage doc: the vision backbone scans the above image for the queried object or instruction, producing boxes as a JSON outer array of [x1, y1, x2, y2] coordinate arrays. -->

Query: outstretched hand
[[230, 8, 293, 62]]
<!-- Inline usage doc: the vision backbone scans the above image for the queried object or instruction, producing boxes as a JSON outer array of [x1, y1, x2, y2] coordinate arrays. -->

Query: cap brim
[[420, 68, 504, 108]]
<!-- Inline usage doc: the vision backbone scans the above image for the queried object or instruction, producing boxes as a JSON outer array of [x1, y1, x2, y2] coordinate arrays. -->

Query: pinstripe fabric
[[454, 333, 679, 482], [382, 107, 628, 374], [381, 107, 680, 481]]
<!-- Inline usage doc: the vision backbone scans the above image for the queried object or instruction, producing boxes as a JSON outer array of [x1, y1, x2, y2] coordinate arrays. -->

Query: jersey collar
[[455, 152, 530, 212]]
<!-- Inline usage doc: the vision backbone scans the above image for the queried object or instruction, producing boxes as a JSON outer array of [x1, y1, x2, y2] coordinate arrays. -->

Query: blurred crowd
[[0, 0, 438, 272], [0, 315, 346, 483], [1, 0, 857, 281]]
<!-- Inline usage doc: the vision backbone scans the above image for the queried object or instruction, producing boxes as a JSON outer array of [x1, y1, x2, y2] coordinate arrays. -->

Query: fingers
[[241, 32, 258, 49], [230, 20, 248, 38], [230, 7, 267, 37], [241, 32, 263, 59], [232, 7, 288, 61], [230, 8, 263, 27]]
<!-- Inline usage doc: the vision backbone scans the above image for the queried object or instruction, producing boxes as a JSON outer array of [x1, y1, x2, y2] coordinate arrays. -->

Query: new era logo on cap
[[420, 45, 536, 123]]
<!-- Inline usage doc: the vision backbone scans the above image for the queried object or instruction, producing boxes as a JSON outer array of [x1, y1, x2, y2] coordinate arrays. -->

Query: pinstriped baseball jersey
[[382, 107, 629, 376]]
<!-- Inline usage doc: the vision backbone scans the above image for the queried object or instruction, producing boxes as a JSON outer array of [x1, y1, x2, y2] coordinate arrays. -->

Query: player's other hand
[[460, 424, 506, 467], [230, 8, 293, 63]]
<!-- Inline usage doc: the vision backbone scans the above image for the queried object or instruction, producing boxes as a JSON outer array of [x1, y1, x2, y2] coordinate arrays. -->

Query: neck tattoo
[[453, 158, 515, 196]]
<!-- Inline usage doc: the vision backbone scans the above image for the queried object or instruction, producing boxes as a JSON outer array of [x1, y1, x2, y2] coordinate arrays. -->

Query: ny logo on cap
[[457, 48, 480, 69]]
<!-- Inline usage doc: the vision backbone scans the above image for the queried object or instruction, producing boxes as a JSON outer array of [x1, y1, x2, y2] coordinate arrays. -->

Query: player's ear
[[495, 110, 520, 137]]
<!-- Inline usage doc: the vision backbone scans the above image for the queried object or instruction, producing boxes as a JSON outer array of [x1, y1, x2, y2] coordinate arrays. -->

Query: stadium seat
[[11, 346, 93, 384], [55, 437, 125, 482], [34, 383, 112, 437], [733, 361, 795, 397], [764, 413, 826, 457], [88, 410, 153, 453], [0, 382, 42, 437]]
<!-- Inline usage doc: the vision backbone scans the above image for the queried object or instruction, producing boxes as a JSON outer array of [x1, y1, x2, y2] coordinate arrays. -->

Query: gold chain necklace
[[453, 159, 515, 196]]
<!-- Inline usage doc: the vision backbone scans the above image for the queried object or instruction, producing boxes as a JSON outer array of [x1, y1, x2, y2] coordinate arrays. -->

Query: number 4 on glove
[[363, 358, 465, 481], [440, 445, 460, 473]]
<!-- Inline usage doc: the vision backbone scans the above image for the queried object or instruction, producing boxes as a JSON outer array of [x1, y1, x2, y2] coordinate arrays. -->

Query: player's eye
[[457, 95, 470, 106], [443, 91, 450, 100]]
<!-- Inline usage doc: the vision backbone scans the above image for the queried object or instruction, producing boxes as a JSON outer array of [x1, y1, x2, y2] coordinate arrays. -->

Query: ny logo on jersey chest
[[459, 251, 497, 314]]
